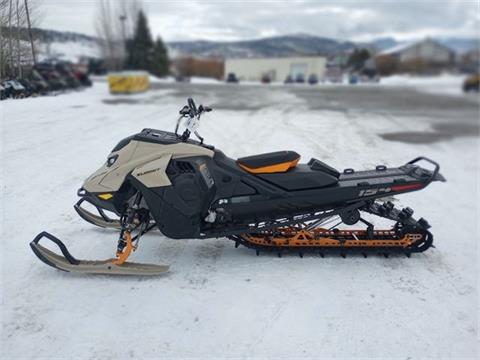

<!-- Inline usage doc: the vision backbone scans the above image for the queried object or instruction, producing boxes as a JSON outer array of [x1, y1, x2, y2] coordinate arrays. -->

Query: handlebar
[[175, 98, 212, 142]]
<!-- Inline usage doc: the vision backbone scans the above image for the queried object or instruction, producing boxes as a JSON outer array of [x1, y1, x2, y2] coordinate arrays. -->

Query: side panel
[[83, 140, 214, 193], [132, 155, 172, 188]]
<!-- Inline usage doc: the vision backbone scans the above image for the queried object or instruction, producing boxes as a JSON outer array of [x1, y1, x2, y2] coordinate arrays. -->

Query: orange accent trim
[[112, 231, 134, 265], [238, 157, 300, 174]]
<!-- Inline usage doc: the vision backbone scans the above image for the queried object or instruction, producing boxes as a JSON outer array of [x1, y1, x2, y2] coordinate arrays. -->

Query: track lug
[[383, 253, 389, 258], [277, 252, 282, 258], [299, 252, 304, 258], [362, 252, 367, 258], [405, 252, 411, 258], [235, 241, 239, 248], [319, 252, 324, 258], [340, 252, 346, 258], [256, 250, 260, 256]]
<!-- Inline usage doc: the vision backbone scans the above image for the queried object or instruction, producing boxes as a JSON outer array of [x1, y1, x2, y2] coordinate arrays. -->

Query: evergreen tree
[[151, 37, 170, 77], [125, 10, 170, 76], [125, 10, 153, 70], [347, 49, 371, 70]]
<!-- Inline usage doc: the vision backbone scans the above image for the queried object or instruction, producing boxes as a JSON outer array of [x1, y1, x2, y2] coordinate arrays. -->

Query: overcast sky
[[40, 0, 479, 42]]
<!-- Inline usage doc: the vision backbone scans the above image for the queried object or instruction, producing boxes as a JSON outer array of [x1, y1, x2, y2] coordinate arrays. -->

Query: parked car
[[295, 73, 305, 83], [1, 80, 27, 99], [226, 73, 239, 83], [35, 63, 69, 90], [175, 75, 191, 83], [349, 73, 359, 85], [0, 83, 6, 100], [55, 62, 82, 88], [463, 74, 480, 92], [261, 74, 271, 84], [17, 78, 40, 97], [31, 69, 51, 93], [74, 70, 92, 86], [308, 74, 318, 85], [284, 75, 294, 84]]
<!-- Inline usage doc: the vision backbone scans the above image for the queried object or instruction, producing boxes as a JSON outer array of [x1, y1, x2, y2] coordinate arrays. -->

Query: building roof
[[379, 41, 417, 55], [378, 38, 454, 56]]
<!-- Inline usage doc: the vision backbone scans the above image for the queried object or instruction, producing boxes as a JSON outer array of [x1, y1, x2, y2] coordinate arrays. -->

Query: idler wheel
[[340, 209, 361, 225]]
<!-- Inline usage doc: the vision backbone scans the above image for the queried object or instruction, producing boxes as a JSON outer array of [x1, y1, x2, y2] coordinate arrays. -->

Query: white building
[[224, 56, 327, 82]]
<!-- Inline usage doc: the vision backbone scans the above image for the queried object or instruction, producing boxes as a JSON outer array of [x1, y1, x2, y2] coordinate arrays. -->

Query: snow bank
[[380, 73, 468, 96], [190, 76, 223, 84]]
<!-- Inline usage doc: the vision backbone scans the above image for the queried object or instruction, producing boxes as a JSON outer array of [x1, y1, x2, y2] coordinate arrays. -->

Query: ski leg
[[112, 231, 135, 265]]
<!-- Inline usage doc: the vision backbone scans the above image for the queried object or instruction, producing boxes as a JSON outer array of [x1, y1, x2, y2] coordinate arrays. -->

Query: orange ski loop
[[112, 231, 135, 265]]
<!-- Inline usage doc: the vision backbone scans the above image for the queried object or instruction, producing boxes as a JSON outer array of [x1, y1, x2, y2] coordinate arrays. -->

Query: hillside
[[167, 34, 357, 58], [7, 27, 478, 62]]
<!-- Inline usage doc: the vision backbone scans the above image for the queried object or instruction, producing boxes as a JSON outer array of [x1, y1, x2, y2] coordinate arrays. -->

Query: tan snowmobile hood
[[82, 140, 214, 193]]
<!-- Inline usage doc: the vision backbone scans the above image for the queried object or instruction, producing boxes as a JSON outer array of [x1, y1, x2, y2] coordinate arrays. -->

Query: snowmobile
[[31, 98, 445, 276]]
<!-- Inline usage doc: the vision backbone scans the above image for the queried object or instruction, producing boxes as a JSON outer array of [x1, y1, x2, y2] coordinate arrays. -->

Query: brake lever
[[179, 105, 189, 115]]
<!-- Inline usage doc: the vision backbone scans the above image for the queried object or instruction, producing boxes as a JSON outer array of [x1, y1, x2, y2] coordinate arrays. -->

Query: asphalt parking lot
[[147, 82, 479, 144]]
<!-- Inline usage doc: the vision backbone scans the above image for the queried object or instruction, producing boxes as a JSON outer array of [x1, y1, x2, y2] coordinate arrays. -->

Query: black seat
[[237, 151, 300, 174], [256, 158, 340, 191]]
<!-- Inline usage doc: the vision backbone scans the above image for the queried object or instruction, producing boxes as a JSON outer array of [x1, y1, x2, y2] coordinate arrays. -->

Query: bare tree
[[8, 0, 13, 74], [16, 0, 22, 77], [0, 0, 10, 78], [24, 0, 36, 64], [0, 0, 39, 79], [95, 0, 142, 71]]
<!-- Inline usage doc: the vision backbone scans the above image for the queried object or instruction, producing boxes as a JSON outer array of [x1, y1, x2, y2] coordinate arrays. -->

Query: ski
[[30, 232, 169, 276]]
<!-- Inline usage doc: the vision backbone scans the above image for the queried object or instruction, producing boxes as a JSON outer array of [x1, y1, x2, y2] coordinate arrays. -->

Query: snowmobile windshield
[[111, 134, 136, 152]]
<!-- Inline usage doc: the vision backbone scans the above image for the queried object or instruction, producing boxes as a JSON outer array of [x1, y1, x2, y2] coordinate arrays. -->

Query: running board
[[30, 232, 169, 276]]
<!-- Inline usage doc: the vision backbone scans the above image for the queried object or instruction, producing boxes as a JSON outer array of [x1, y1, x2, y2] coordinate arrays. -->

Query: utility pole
[[8, 0, 13, 77], [15, 0, 22, 78], [119, 14, 126, 69], [24, 0, 36, 64]]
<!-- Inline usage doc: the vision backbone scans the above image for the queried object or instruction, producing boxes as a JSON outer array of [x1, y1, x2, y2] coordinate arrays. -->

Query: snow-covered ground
[[380, 73, 468, 96], [1, 83, 479, 359], [95, 72, 471, 99]]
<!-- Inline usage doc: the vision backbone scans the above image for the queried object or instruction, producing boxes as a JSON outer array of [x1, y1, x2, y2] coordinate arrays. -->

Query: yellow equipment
[[108, 71, 150, 94]]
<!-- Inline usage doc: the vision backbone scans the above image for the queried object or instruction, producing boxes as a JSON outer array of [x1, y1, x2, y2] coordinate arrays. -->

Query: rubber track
[[228, 231, 433, 258]]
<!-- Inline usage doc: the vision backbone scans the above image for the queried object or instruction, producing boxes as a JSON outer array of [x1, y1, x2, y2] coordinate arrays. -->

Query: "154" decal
[[359, 187, 391, 197]]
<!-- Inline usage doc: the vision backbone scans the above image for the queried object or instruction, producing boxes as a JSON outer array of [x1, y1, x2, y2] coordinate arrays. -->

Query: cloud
[[40, 0, 479, 41]]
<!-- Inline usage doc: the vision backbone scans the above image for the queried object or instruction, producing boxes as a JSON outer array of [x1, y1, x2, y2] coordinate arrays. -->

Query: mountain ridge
[[12, 27, 480, 61]]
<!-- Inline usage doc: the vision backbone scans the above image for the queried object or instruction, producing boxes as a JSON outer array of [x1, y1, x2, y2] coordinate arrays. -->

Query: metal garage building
[[224, 56, 327, 82], [376, 38, 455, 67]]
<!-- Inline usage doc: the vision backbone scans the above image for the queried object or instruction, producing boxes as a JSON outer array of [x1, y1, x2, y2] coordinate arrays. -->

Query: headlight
[[106, 154, 118, 167]]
